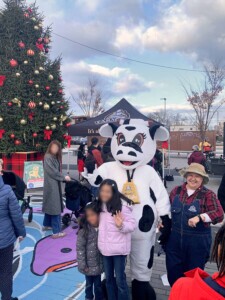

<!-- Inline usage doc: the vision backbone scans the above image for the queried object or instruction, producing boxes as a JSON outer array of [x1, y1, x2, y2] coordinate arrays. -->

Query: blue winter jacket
[[0, 176, 26, 249]]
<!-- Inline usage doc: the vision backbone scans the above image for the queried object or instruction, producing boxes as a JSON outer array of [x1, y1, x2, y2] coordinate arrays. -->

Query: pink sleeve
[[120, 205, 136, 233]]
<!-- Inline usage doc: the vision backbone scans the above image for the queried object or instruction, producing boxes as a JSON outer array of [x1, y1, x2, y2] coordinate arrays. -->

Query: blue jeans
[[85, 275, 103, 300], [103, 255, 130, 300], [43, 213, 61, 234]]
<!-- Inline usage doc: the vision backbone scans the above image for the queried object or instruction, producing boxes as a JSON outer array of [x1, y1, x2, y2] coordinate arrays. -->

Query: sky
[[1, 0, 225, 121]]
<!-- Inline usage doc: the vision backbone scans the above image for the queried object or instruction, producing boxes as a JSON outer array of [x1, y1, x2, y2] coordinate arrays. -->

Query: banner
[[24, 161, 44, 189]]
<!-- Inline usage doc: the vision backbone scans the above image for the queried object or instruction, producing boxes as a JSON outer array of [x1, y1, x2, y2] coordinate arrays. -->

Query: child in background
[[76, 201, 103, 300], [98, 179, 136, 300]]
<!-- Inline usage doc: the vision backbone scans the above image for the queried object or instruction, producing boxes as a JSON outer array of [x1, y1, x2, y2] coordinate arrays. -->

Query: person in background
[[77, 143, 86, 181], [88, 137, 103, 168], [161, 140, 169, 167], [218, 173, 225, 212], [42, 140, 71, 238], [101, 138, 114, 163], [169, 223, 225, 300], [149, 148, 163, 178], [0, 160, 26, 300], [98, 179, 136, 300], [77, 201, 103, 300], [199, 139, 212, 153], [188, 145, 206, 166], [166, 163, 224, 286]]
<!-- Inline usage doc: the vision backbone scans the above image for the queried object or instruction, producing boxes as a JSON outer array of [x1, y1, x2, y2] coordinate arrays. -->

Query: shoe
[[52, 232, 66, 239], [42, 226, 52, 231]]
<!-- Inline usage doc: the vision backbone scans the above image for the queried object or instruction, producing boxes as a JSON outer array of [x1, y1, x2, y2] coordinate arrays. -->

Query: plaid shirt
[[170, 183, 224, 225]]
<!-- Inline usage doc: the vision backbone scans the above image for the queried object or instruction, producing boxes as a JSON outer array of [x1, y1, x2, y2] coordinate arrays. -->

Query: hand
[[65, 175, 71, 182], [188, 216, 200, 228], [113, 211, 123, 229], [18, 236, 24, 242]]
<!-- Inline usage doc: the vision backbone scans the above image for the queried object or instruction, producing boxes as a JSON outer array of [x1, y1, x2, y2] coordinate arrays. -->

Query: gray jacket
[[76, 226, 103, 276], [0, 176, 26, 249], [42, 154, 65, 215]]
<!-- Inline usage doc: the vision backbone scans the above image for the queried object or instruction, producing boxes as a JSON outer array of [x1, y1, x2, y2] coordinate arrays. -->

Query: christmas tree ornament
[[7, 102, 12, 107], [27, 49, 35, 56], [45, 86, 50, 91], [51, 124, 56, 130], [39, 52, 45, 57], [10, 59, 18, 67], [27, 7, 32, 13], [38, 101, 43, 106], [44, 129, 52, 140], [66, 122, 71, 127], [37, 38, 43, 43], [60, 106, 64, 109], [28, 101, 36, 109], [12, 98, 21, 107], [63, 134, 72, 148], [59, 76, 62, 81], [48, 93, 52, 97], [10, 133, 15, 139], [28, 80, 33, 85], [44, 37, 50, 44], [0, 117, 3, 122], [32, 132, 38, 138], [31, 17, 36, 21], [45, 125, 50, 130], [57, 101, 61, 104], [24, 12, 29, 18], [39, 66, 44, 71], [35, 84, 39, 88], [38, 23, 43, 27], [28, 112, 34, 121], [0, 129, 5, 139], [24, 60, 28, 64], [45, 48, 49, 54], [37, 93, 41, 97], [43, 103, 50, 110], [34, 25, 39, 30], [18, 41, 25, 49], [59, 115, 67, 125], [34, 70, 39, 75], [20, 119, 27, 125], [0, 75, 6, 87], [15, 72, 20, 77], [14, 139, 21, 145], [58, 89, 63, 94], [53, 117, 57, 121], [51, 101, 55, 105], [36, 42, 44, 51], [48, 74, 54, 80]]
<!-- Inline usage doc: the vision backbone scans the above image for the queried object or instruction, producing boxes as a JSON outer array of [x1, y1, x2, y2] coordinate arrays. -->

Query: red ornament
[[18, 41, 25, 49], [60, 106, 64, 109], [7, 102, 12, 107], [28, 80, 33, 85], [58, 77, 62, 81], [66, 122, 71, 127], [24, 12, 29, 18], [44, 38, 50, 44], [27, 8, 32, 13], [36, 42, 44, 51], [10, 59, 18, 68], [45, 86, 50, 91], [27, 49, 35, 56], [44, 130, 52, 140], [37, 38, 43, 43], [0, 129, 5, 139], [10, 133, 15, 139], [28, 101, 36, 109], [14, 139, 21, 145], [58, 89, 63, 94], [28, 112, 35, 121], [63, 134, 72, 148], [0, 75, 6, 87], [32, 132, 38, 138]]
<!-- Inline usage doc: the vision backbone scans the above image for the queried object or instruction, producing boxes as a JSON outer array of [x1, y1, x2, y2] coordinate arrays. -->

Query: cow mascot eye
[[132, 133, 146, 147], [117, 133, 126, 145]]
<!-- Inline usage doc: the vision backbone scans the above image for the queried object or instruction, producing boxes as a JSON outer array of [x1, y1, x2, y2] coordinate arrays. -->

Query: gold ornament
[[34, 70, 39, 75], [12, 98, 21, 107], [15, 73, 20, 77], [45, 125, 50, 130], [37, 92, 41, 97], [51, 101, 55, 105], [34, 25, 39, 30], [31, 17, 36, 21], [39, 52, 45, 57], [35, 84, 39, 88], [20, 119, 27, 125], [53, 117, 57, 121], [48, 74, 54, 80], [39, 67, 44, 71], [51, 124, 56, 130], [24, 60, 28, 64], [59, 114, 67, 125], [38, 23, 43, 27], [39, 101, 43, 106], [43, 103, 50, 110], [0, 117, 3, 122], [48, 93, 52, 97]]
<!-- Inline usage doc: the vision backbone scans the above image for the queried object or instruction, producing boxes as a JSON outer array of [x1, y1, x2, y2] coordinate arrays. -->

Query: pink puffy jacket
[[98, 203, 136, 256]]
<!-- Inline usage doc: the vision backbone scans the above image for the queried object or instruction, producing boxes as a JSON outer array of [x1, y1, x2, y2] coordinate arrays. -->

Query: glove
[[158, 215, 171, 246]]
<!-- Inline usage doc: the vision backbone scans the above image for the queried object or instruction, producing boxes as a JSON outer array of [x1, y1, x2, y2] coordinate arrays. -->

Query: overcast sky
[[1, 0, 225, 120]]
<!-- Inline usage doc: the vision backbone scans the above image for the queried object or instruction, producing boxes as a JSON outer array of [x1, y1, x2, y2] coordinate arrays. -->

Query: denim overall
[[166, 188, 212, 286]]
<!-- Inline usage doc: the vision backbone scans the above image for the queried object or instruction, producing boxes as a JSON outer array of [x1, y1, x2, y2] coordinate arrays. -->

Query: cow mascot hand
[[83, 119, 171, 300]]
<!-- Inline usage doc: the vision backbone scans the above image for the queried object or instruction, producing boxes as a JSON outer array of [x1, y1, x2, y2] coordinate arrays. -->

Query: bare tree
[[182, 62, 225, 141], [71, 78, 105, 117], [148, 110, 191, 128]]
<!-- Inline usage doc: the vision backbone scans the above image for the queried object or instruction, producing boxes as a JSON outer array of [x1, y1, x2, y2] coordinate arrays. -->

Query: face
[[99, 184, 113, 203], [186, 173, 203, 190], [51, 144, 59, 155], [86, 209, 99, 227]]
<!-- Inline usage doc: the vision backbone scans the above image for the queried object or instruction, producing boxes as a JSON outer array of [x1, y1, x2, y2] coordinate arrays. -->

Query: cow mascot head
[[99, 119, 169, 168]]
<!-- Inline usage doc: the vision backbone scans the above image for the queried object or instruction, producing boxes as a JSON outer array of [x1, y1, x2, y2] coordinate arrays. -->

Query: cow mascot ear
[[149, 124, 169, 141], [99, 123, 118, 138]]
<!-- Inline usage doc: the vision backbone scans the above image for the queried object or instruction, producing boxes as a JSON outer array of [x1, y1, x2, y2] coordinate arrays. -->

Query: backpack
[[84, 153, 96, 174], [204, 276, 225, 297]]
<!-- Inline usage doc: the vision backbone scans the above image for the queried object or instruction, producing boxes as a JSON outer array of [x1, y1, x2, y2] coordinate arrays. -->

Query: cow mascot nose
[[83, 119, 171, 299]]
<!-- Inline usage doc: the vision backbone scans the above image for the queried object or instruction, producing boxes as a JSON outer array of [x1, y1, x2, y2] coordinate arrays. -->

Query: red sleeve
[[203, 190, 224, 224], [92, 149, 103, 167]]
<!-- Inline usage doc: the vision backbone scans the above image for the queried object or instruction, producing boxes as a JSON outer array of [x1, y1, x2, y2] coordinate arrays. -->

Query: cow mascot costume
[[84, 119, 171, 299]]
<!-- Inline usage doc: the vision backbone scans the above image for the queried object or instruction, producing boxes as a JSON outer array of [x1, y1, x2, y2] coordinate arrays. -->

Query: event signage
[[24, 161, 44, 189]]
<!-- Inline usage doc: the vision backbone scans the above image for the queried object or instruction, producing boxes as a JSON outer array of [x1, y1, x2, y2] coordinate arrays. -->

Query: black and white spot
[[147, 246, 154, 269], [139, 205, 155, 232], [94, 175, 103, 185]]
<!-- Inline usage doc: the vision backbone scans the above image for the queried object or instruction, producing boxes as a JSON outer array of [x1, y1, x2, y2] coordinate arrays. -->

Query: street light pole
[[160, 98, 167, 123]]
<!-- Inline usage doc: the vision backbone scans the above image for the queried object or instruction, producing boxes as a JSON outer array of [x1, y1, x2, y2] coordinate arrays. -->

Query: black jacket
[[218, 173, 225, 211]]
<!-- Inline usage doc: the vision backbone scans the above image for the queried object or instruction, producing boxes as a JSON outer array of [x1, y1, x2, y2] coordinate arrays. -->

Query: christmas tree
[[0, 0, 71, 154]]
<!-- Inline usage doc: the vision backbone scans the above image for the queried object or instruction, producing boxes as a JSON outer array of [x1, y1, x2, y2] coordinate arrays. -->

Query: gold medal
[[122, 180, 140, 204]]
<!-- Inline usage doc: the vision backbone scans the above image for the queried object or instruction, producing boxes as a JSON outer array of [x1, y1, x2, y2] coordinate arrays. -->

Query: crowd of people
[[1, 136, 225, 300]]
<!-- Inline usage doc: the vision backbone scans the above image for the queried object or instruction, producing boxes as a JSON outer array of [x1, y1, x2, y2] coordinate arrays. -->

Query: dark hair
[[78, 200, 101, 237], [78, 143, 85, 152], [211, 224, 225, 277], [91, 137, 99, 145], [98, 179, 133, 215], [45, 140, 62, 161]]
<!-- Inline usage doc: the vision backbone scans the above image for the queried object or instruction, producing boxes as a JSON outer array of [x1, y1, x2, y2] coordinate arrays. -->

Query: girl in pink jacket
[[98, 179, 136, 300]]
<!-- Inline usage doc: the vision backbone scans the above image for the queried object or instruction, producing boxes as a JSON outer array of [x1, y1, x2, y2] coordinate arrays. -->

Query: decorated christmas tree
[[0, 0, 71, 154]]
